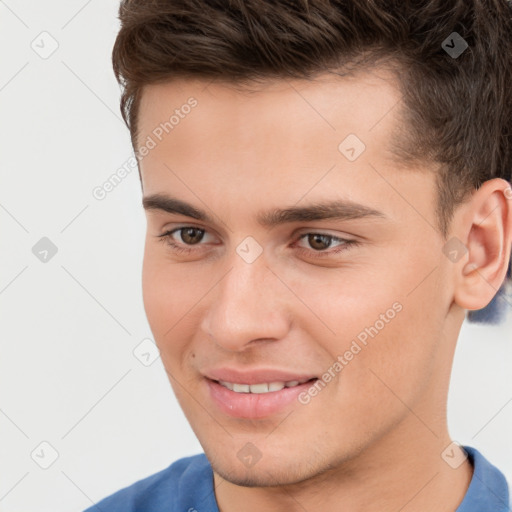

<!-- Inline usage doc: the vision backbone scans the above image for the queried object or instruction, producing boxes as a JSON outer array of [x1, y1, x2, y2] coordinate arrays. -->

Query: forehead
[[137, 69, 402, 157], [136, 70, 435, 228]]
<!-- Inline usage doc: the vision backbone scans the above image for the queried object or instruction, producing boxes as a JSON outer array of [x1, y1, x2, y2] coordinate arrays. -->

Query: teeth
[[268, 382, 285, 392], [249, 383, 269, 394], [232, 383, 250, 393], [219, 380, 234, 391], [218, 378, 312, 393]]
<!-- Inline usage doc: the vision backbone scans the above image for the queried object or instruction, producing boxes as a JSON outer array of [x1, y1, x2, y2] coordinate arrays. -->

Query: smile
[[217, 378, 315, 394]]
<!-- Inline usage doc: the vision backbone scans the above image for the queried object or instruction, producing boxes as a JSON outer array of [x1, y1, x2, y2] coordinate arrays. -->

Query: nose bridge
[[201, 249, 289, 351]]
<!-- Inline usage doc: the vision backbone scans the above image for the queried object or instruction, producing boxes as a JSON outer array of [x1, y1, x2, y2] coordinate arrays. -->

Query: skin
[[137, 69, 512, 512]]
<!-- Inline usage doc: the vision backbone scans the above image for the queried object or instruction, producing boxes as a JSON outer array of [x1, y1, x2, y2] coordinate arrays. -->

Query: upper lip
[[203, 367, 318, 385]]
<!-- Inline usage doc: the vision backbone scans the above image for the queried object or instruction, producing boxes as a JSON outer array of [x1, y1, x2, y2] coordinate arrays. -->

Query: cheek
[[280, 265, 400, 346], [141, 247, 216, 352], [336, 286, 441, 420], [142, 260, 197, 388], [142, 249, 188, 341], [142, 252, 169, 335], [293, 264, 440, 398]]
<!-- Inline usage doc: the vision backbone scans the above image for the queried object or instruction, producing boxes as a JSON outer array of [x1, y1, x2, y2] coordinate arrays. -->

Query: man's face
[[138, 71, 460, 486]]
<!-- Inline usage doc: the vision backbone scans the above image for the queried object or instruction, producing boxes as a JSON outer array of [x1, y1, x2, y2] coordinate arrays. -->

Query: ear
[[453, 178, 512, 311]]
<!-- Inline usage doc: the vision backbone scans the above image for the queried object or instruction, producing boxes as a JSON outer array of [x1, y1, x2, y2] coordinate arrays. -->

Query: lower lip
[[206, 378, 317, 419]]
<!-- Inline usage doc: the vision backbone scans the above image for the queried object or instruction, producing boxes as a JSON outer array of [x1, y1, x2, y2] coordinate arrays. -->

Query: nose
[[200, 248, 291, 352]]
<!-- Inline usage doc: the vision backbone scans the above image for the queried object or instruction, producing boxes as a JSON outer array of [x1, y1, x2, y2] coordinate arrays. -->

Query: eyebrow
[[142, 193, 387, 228]]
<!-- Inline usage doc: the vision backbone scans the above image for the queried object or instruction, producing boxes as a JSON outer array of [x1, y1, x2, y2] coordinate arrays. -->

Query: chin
[[211, 460, 310, 488], [206, 447, 328, 488]]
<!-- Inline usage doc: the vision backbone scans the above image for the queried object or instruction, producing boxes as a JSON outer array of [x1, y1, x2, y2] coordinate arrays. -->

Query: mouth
[[213, 377, 317, 394], [205, 377, 319, 419]]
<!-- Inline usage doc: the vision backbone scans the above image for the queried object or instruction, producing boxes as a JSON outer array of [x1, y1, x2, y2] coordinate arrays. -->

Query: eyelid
[[293, 227, 353, 238]]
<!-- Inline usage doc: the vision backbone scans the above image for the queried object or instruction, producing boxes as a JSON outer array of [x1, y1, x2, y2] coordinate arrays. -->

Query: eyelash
[[156, 227, 360, 259]]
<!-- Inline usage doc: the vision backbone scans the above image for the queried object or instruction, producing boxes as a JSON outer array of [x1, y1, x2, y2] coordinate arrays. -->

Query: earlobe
[[453, 178, 512, 311]]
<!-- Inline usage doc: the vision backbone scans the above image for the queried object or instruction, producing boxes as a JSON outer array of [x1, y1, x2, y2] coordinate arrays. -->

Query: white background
[[0, 2, 511, 511]]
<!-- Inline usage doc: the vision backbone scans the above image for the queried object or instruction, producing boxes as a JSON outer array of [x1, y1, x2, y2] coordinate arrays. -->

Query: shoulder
[[83, 453, 215, 512]]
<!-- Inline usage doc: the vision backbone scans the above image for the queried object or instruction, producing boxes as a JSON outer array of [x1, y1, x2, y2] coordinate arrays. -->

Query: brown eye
[[306, 234, 333, 251], [157, 226, 215, 255], [294, 232, 359, 259], [179, 227, 205, 244]]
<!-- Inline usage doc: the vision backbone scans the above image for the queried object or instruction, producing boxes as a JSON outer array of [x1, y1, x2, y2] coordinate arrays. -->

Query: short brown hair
[[112, 0, 512, 322]]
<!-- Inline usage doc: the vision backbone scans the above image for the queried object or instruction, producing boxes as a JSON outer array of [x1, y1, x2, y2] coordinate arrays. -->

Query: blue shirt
[[83, 445, 510, 511]]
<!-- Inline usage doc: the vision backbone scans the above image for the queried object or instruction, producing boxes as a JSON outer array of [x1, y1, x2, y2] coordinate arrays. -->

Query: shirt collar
[[456, 445, 510, 512]]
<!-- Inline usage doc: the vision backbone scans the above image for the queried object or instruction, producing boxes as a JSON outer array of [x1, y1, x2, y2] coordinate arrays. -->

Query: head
[[112, 0, 512, 486]]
